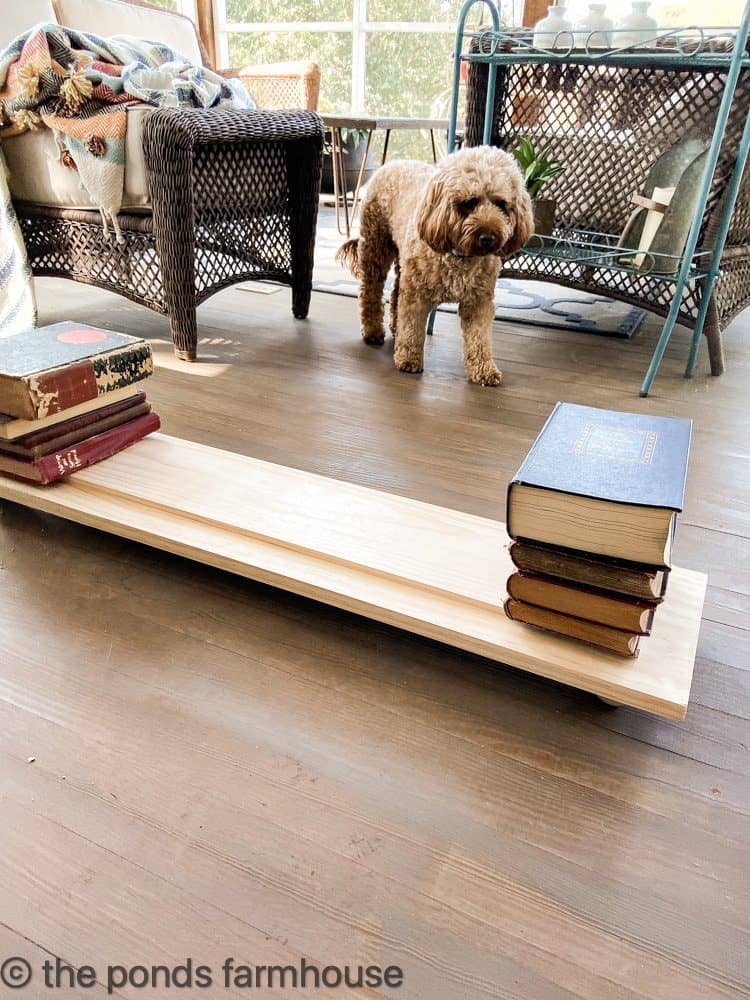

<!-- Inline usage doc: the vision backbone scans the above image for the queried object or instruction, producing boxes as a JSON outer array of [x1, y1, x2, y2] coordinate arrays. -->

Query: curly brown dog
[[336, 146, 534, 385]]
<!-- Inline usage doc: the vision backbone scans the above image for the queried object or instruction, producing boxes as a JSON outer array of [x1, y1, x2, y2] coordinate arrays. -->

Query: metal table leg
[[330, 126, 351, 238], [381, 128, 391, 165], [349, 128, 374, 230]]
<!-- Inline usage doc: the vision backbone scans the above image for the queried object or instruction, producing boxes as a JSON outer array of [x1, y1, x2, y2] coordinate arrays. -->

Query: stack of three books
[[504, 402, 692, 657], [0, 322, 160, 484]]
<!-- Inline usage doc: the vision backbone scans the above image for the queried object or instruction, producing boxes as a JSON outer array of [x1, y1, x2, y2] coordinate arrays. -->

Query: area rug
[[312, 216, 645, 339]]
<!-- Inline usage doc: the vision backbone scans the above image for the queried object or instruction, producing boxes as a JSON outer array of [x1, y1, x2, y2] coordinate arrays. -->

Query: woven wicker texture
[[466, 52, 750, 364], [236, 69, 320, 112], [18, 107, 323, 359]]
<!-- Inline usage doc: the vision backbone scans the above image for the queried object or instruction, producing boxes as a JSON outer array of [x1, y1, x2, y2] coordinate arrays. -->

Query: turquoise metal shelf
[[446, 1, 750, 395], [521, 228, 713, 283], [463, 25, 750, 70]]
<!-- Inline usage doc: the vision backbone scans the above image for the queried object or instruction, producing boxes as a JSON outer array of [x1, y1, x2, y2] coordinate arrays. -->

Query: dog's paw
[[469, 365, 503, 386], [395, 356, 424, 374], [362, 329, 386, 346]]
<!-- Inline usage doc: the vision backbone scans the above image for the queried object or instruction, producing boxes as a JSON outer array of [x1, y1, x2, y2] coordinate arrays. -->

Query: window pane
[[364, 31, 455, 158], [228, 31, 352, 110], [225, 0, 352, 23], [147, 0, 178, 9], [367, 0, 461, 20], [365, 31, 454, 115], [366, 0, 520, 23]]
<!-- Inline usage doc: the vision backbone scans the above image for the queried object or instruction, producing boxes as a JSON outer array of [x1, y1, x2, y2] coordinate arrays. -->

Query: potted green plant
[[512, 138, 564, 236], [322, 128, 377, 195]]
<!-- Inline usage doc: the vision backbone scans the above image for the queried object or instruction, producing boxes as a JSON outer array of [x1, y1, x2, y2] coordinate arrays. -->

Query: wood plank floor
[[1, 271, 748, 999]]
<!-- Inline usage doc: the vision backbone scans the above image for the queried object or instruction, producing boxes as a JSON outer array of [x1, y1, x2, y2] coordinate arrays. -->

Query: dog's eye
[[458, 197, 480, 213], [492, 198, 508, 212]]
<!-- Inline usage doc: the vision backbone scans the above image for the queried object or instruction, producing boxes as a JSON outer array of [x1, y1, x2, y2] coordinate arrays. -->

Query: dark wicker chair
[[16, 107, 323, 360], [465, 50, 750, 375], [2, 0, 324, 361]]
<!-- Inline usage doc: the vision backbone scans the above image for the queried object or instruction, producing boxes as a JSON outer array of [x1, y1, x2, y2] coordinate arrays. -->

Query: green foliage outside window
[[227, 0, 352, 18], [225, 0, 497, 160]]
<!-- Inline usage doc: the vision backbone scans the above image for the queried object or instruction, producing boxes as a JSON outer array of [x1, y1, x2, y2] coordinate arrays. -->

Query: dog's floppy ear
[[417, 173, 451, 254], [504, 188, 535, 256]]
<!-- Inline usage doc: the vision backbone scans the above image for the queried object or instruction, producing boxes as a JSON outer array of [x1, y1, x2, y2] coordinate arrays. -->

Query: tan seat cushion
[[54, 0, 204, 65], [5, 105, 152, 211]]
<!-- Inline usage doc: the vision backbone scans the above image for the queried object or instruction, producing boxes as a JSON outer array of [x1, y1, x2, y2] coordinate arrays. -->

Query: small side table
[[321, 114, 461, 237]]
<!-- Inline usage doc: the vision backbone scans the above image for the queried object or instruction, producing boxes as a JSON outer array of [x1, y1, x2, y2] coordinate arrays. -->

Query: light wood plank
[[0, 433, 706, 719]]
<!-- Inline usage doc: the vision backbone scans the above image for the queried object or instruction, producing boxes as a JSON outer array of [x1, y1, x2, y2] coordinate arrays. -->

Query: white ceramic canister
[[574, 2, 614, 49], [533, 3, 574, 50], [616, 1, 659, 49]]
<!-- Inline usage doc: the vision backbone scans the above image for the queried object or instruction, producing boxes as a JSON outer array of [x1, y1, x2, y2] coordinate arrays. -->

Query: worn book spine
[[504, 598, 640, 657], [506, 571, 656, 635], [0, 412, 160, 484], [7, 391, 147, 448], [0, 344, 153, 420], [0, 401, 151, 459], [508, 540, 668, 600], [0, 385, 142, 441], [0, 392, 148, 456]]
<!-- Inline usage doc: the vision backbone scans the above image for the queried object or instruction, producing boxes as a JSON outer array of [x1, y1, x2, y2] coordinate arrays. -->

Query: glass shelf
[[519, 229, 714, 284]]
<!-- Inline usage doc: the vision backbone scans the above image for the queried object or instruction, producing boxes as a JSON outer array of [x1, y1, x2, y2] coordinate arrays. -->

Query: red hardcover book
[[0, 322, 153, 420], [0, 392, 148, 457], [0, 411, 160, 484]]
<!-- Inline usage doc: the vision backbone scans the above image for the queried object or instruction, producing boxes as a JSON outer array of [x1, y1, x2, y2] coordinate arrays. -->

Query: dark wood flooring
[[1, 272, 748, 999]]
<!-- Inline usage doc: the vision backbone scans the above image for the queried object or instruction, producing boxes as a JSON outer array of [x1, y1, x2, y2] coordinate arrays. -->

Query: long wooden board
[[0, 433, 706, 719]]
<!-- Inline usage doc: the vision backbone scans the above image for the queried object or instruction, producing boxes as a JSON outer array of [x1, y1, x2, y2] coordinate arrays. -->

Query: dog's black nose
[[478, 232, 496, 250]]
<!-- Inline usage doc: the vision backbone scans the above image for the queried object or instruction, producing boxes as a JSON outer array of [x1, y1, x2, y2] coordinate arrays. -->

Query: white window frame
[[212, 0, 455, 110]]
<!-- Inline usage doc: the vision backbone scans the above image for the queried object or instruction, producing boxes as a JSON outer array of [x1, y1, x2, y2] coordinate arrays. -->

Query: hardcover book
[[0, 392, 149, 458], [506, 572, 657, 635], [0, 411, 160, 484], [504, 599, 641, 657], [507, 402, 692, 568], [0, 322, 153, 420], [0, 385, 141, 440], [507, 541, 668, 601]]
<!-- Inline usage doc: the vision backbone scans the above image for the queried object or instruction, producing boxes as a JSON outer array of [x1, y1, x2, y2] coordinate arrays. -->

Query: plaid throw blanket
[[0, 143, 36, 335], [0, 23, 254, 240]]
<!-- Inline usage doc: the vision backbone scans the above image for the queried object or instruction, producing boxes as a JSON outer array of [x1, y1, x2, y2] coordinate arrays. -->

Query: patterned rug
[[313, 214, 644, 339]]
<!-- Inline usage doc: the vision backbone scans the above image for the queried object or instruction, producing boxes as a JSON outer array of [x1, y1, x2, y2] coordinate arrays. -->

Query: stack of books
[[0, 322, 160, 484], [504, 402, 692, 657]]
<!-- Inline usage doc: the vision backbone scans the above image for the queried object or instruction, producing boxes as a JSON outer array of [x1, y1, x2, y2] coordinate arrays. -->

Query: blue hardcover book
[[507, 402, 692, 568]]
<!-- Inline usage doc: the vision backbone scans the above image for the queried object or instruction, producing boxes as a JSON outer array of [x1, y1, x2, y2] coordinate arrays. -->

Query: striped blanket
[[0, 143, 36, 336], [0, 23, 254, 238]]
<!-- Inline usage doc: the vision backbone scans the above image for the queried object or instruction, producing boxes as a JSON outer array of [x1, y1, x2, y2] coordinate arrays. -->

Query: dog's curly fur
[[336, 146, 534, 385]]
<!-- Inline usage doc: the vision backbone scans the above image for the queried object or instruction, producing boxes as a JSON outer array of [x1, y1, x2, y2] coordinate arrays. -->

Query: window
[[215, 1, 522, 125]]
